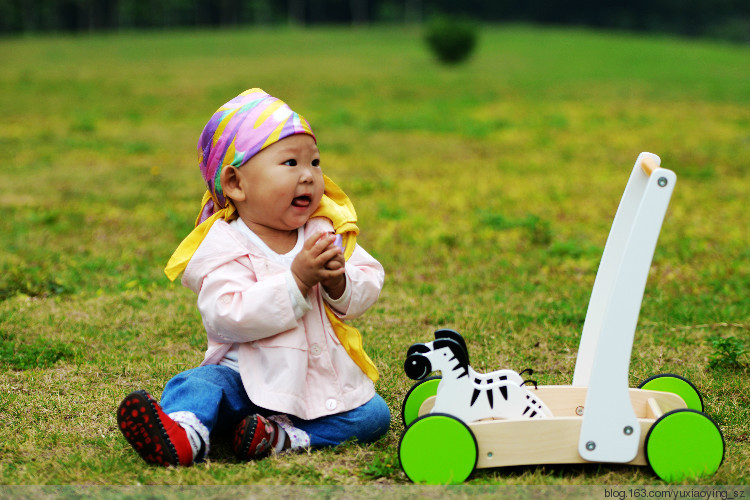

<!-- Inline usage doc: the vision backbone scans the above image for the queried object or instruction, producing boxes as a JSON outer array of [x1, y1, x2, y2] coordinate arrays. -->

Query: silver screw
[[586, 441, 596, 451], [575, 406, 584, 416], [624, 426, 634, 435], [658, 177, 668, 187]]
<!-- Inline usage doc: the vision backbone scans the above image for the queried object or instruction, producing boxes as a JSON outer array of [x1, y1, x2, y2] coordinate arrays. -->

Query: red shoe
[[117, 390, 193, 467], [232, 414, 278, 460]]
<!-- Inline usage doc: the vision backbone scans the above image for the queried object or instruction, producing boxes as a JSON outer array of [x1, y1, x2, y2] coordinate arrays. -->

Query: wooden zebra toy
[[404, 329, 552, 424]]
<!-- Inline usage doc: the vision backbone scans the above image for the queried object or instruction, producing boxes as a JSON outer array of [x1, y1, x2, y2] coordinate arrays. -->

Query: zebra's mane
[[433, 337, 470, 378]]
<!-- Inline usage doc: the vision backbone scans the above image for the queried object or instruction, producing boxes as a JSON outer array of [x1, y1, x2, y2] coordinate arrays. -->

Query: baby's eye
[[283, 159, 297, 167], [312, 159, 320, 167]]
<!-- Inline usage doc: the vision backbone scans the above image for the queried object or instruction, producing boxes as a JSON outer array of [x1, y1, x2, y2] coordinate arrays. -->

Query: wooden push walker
[[398, 153, 725, 484]]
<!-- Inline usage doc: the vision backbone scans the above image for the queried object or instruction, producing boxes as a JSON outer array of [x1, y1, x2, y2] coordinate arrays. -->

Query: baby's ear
[[220, 166, 245, 202]]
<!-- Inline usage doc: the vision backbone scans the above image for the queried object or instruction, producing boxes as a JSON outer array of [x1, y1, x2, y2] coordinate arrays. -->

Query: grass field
[[0, 24, 748, 486]]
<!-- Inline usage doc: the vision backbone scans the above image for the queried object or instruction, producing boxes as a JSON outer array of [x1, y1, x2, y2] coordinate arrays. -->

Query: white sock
[[169, 411, 210, 460], [269, 414, 311, 450], [274, 425, 287, 453]]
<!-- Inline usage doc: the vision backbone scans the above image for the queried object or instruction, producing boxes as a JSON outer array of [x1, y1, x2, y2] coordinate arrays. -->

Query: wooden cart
[[398, 153, 725, 484]]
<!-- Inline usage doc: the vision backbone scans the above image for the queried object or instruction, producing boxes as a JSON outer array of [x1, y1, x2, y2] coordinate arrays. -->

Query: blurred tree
[[0, 0, 746, 42], [251, 0, 272, 24], [351, 0, 368, 25], [288, 0, 304, 24], [424, 14, 477, 64], [405, 0, 422, 23]]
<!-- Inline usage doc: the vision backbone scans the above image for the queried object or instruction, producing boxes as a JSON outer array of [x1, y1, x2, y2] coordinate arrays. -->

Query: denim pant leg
[[288, 394, 391, 448], [160, 365, 259, 433]]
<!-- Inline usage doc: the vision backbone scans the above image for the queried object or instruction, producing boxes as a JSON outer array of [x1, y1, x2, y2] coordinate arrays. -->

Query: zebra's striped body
[[404, 330, 552, 424]]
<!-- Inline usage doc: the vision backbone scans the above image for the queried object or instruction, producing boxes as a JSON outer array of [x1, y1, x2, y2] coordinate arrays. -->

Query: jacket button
[[310, 343, 322, 356], [325, 398, 337, 411]]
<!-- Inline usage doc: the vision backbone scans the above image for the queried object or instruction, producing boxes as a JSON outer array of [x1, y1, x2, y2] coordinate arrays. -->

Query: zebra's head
[[404, 329, 470, 380]]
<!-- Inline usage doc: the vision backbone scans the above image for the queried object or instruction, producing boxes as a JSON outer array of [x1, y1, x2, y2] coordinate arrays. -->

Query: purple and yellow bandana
[[163, 88, 377, 381]]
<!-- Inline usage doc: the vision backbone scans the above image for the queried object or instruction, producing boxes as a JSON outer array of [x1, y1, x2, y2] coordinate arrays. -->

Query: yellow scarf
[[164, 175, 379, 382]]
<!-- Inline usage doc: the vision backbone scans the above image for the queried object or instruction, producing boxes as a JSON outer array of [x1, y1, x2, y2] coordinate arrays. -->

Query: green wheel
[[639, 373, 704, 412], [401, 376, 441, 427], [645, 409, 725, 482], [399, 413, 478, 484]]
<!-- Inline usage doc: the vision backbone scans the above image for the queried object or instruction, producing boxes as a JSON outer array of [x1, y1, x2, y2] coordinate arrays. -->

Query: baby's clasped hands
[[291, 232, 346, 297]]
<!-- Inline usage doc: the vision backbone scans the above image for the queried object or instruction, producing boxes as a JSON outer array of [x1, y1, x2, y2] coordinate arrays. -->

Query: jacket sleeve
[[197, 257, 301, 343], [330, 244, 385, 320]]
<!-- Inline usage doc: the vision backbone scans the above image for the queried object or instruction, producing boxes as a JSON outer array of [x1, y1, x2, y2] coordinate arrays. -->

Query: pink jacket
[[181, 217, 384, 420]]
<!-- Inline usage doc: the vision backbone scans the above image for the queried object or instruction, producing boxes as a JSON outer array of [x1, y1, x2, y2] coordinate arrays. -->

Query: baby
[[117, 88, 390, 466]]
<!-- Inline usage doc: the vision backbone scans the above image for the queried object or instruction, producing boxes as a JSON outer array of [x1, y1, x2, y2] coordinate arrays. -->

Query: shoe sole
[[117, 390, 180, 467]]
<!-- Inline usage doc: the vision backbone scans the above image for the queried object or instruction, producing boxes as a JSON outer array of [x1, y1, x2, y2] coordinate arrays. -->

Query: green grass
[[0, 24, 748, 486]]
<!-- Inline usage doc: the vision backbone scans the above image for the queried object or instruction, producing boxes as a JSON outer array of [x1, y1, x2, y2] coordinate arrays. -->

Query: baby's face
[[232, 133, 324, 233]]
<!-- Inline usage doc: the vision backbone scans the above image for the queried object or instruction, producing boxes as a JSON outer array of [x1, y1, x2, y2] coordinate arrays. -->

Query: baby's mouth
[[292, 195, 312, 208]]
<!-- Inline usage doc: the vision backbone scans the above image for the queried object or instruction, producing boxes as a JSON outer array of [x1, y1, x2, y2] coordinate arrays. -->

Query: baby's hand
[[321, 236, 346, 299], [291, 232, 345, 296], [324, 234, 345, 270]]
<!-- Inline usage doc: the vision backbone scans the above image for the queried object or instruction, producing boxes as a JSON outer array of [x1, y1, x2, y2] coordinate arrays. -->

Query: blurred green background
[[0, 2, 748, 486]]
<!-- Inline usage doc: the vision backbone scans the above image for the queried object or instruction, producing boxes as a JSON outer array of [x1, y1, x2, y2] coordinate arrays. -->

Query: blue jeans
[[160, 365, 391, 447]]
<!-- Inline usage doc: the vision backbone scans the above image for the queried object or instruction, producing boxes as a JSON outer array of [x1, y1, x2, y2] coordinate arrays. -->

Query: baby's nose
[[299, 166, 315, 182]]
